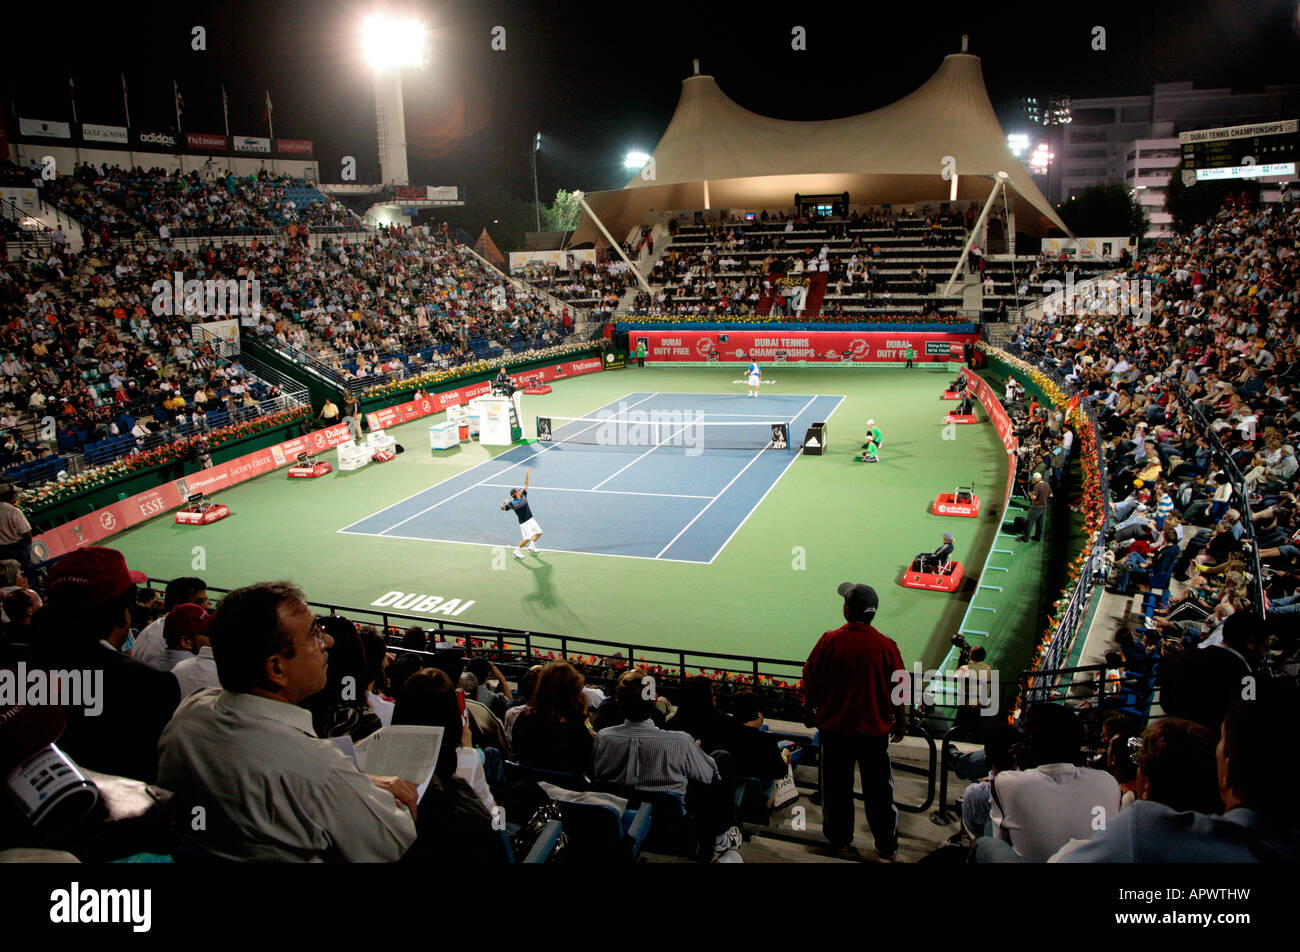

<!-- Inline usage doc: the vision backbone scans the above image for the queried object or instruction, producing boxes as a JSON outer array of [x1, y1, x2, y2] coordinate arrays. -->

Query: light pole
[[361, 14, 428, 189], [531, 131, 541, 232]]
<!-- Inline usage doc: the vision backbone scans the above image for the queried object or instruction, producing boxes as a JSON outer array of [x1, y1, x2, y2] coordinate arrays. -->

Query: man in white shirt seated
[[974, 704, 1121, 862], [593, 668, 742, 862], [157, 581, 418, 861], [132, 576, 208, 667], [170, 604, 221, 696], [154, 602, 211, 673]]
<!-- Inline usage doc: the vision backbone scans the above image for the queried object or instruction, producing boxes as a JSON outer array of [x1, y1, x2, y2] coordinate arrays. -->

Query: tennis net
[[536, 414, 790, 451]]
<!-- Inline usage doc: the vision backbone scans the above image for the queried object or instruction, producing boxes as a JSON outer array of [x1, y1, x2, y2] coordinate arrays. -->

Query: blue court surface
[[339, 392, 844, 563]]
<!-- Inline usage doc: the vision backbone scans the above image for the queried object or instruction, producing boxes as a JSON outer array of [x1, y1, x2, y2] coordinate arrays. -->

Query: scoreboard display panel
[[1180, 120, 1298, 181]]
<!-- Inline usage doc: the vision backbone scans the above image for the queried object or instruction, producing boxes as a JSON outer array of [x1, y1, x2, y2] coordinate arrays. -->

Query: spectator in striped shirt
[[1154, 481, 1175, 529], [593, 667, 742, 862]]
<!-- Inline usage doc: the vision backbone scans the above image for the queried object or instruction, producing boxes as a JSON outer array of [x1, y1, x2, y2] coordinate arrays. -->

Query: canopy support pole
[[942, 170, 1009, 297], [573, 190, 652, 295]]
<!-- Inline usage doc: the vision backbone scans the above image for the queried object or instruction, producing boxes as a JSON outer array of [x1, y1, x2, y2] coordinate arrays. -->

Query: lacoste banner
[[234, 136, 271, 153]]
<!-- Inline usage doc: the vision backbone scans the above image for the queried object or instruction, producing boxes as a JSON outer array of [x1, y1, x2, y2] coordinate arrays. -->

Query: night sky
[[5, 0, 1298, 198]]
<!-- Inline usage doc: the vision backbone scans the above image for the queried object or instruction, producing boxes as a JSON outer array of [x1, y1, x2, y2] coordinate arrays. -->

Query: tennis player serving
[[502, 467, 543, 559], [746, 360, 761, 397]]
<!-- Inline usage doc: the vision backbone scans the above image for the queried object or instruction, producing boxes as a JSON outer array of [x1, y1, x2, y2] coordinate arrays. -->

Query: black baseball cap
[[837, 582, 878, 621]]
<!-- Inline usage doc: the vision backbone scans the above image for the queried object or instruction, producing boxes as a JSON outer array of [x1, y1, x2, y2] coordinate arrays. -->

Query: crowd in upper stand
[[1004, 192, 1300, 687]]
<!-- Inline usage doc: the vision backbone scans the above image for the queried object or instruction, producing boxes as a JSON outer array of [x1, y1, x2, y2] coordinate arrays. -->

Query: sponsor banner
[[186, 131, 228, 151], [18, 118, 71, 139], [192, 319, 240, 348], [1041, 236, 1135, 260], [32, 422, 352, 562], [963, 368, 1017, 454], [508, 250, 597, 272], [365, 357, 604, 431], [640, 331, 976, 364], [135, 129, 179, 150], [0, 187, 40, 213], [276, 138, 313, 155], [427, 186, 458, 201], [82, 123, 129, 145], [234, 135, 271, 153], [393, 185, 426, 201], [1179, 120, 1297, 144]]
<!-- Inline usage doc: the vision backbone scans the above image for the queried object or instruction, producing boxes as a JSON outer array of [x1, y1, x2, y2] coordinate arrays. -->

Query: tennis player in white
[[746, 360, 761, 397], [502, 467, 543, 558]]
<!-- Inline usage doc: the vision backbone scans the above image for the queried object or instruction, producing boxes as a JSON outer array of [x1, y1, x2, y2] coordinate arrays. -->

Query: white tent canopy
[[573, 52, 1069, 245]]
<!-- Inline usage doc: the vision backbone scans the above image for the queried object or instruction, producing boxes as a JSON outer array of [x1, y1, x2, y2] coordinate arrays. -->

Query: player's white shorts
[[519, 518, 543, 539], [748, 374, 760, 387]]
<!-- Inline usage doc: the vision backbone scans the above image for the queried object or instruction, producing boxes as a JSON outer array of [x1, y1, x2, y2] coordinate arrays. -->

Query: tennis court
[[340, 392, 843, 563]]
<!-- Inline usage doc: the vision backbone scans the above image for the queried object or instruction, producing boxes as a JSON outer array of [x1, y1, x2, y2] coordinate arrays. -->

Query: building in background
[[1055, 82, 1300, 235]]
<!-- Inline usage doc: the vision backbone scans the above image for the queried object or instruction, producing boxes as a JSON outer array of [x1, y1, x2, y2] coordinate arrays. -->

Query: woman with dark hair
[[357, 625, 394, 728], [392, 667, 506, 864], [511, 661, 594, 776], [301, 615, 382, 742], [665, 676, 733, 753]]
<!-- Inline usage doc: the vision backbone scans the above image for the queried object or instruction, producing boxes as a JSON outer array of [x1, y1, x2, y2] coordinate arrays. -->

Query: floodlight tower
[[362, 13, 428, 186]]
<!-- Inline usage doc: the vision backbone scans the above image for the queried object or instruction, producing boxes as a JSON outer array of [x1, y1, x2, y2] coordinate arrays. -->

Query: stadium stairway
[[802, 271, 828, 316], [636, 724, 974, 864]]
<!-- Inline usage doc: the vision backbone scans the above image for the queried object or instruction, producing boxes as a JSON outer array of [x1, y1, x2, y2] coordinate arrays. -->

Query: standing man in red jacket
[[803, 582, 907, 859]]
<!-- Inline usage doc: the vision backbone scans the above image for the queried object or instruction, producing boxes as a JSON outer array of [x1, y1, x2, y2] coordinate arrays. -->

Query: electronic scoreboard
[[1179, 120, 1298, 182]]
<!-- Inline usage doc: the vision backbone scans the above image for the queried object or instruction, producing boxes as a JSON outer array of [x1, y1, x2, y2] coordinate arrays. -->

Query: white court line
[[378, 393, 659, 535], [337, 391, 647, 533], [655, 393, 818, 560], [590, 420, 693, 490], [336, 529, 712, 564], [705, 394, 846, 565], [478, 483, 711, 499]]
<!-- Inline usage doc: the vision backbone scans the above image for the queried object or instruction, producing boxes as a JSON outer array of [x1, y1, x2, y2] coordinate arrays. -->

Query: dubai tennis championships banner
[[638, 330, 974, 364], [364, 356, 604, 431], [31, 422, 353, 563]]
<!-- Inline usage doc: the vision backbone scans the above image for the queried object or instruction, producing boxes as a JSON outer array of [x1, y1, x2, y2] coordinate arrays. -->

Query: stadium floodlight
[[1029, 143, 1054, 175], [625, 151, 651, 170], [361, 14, 428, 70], [1007, 134, 1030, 157]]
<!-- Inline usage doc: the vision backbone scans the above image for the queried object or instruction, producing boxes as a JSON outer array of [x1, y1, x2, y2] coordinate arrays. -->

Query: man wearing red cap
[[160, 604, 218, 699], [30, 547, 181, 783]]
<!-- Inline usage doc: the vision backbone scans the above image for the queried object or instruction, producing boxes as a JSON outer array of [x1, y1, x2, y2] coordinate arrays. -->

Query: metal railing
[[981, 344, 1114, 677], [1178, 392, 1267, 616]]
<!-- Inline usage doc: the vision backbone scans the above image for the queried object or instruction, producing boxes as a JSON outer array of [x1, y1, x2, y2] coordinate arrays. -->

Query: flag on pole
[[122, 72, 131, 128], [69, 76, 78, 125], [221, 85, 230, 138], [263, 90, 274, 139], [174, 79, 184, 133]]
